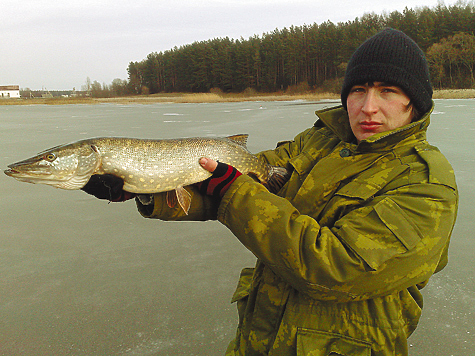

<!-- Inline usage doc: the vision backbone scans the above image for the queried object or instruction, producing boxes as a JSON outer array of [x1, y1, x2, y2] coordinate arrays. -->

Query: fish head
[[4, 141, 101, 190]]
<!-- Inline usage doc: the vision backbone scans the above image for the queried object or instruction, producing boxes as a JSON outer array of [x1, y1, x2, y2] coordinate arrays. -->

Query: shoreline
[[1, 89, 474, 106]]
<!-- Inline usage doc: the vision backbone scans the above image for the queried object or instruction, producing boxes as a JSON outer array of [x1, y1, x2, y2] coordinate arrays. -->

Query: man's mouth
[[360, 121, 382, 131]]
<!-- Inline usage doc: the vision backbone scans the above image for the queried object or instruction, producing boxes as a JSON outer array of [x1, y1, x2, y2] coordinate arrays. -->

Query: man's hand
[[81, 174, 136, 202], [197, 158, 242, 198]]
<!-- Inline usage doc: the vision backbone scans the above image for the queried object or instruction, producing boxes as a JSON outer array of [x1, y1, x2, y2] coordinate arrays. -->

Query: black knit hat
[[341, 28, 433, 114]]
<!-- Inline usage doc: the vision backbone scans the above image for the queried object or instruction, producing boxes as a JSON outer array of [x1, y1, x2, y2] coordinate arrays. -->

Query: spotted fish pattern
[[5, 135, 289, 213]]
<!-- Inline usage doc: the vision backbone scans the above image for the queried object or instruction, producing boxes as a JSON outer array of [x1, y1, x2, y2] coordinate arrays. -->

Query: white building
[[0, 85, 20, 98]]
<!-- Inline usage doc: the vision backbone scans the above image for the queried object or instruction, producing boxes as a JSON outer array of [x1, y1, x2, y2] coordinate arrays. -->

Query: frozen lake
[[1, 100, 474, 355]]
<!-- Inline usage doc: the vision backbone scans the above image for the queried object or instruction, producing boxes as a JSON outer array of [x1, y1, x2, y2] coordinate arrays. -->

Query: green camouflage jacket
[[137, 105, 458, 356]]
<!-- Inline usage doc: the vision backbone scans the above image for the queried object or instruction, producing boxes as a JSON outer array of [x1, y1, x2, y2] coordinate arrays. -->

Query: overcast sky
[[1, 0, 458, 90]]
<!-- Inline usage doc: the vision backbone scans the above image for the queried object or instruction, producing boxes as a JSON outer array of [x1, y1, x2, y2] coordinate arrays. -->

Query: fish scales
[[5, 134, 288, 197], [5, 135, 290, 213], [90, 136, 268, 193]]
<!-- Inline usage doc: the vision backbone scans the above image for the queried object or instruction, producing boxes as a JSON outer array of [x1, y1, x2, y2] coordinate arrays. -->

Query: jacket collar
[[314, 102, 433, 151]]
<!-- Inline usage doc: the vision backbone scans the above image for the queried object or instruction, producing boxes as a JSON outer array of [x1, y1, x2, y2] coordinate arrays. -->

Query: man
[[83, 29, 458, 355]]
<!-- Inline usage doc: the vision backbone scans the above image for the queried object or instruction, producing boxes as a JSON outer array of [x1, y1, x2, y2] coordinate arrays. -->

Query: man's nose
[[361, 89, 379, 114]]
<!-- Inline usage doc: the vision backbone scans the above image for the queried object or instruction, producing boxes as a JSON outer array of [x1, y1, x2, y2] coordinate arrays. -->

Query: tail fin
[[264, 166, 291, 194]]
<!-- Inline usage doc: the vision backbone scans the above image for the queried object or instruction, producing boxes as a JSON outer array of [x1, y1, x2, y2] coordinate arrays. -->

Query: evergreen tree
[[129, 2, 475, 94]]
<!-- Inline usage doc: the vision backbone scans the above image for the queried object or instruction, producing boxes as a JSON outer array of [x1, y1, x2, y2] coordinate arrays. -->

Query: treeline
[[427, 31, 475, 88], [80, 77, 130, 98], [126, 2, 475, 94]]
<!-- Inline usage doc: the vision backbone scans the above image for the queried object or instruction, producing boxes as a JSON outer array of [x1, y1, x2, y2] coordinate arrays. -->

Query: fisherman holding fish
[[134, 29, 458, 356], [5, 29, 458, 355]]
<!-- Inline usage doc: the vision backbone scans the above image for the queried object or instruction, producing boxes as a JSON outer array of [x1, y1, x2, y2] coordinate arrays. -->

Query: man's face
[[346, 82, 413, 143]]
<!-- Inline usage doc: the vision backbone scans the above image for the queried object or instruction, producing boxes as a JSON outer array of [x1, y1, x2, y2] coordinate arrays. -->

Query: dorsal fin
[[227, 134, 249, 147]]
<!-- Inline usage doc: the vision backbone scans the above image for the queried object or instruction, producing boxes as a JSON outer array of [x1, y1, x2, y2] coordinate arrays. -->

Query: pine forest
[[126, 2, 475, 95]]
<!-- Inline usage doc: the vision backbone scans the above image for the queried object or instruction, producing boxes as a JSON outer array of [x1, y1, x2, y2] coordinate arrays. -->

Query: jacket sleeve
[[136, 127, 316, 221], [256, 127, 315, 168], [217, 174, 458, 302], [136, 185, 219, 221]]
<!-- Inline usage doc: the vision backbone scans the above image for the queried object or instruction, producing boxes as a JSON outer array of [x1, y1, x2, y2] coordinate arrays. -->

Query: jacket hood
[[314, 102, 434, 152]]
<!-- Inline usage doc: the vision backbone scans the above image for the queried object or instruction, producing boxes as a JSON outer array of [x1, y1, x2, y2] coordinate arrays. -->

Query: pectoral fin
[[264, 166, 291, 194], [166, 187, 192, 215]]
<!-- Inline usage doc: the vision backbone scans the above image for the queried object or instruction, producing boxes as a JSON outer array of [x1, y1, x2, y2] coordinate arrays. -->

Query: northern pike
[[5, 135, 289, 213]]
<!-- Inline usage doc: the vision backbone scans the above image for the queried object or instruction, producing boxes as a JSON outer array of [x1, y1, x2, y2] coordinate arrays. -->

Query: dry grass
[[171, 92, 340, 103], [0, 97, 97, 105], [433, 89, 475, 99], [1, 89, 473, 106], [92, 91, 341, 104], [0, 91, 339, 105]]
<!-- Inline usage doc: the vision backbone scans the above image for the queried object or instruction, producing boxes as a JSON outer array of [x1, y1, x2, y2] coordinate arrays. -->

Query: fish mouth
[[4, 168, 18, 176], [4, 167, 70, 187], [4, 164, 57, 186], [5, 165, 88, 189], [4, 165, 51, 177]]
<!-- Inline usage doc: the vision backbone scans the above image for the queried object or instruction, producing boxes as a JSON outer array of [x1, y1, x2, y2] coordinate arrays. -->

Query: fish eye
[[44, 153, 56, 162]]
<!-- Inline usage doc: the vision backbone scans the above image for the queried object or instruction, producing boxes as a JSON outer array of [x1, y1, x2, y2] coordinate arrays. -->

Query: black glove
[[197, 162, 242, 199], [81, 174, 136, 202]]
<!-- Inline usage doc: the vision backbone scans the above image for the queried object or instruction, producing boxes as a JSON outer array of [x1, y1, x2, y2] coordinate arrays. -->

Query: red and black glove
[[198, 162, 242, 199], [81, 174, 136, 202]]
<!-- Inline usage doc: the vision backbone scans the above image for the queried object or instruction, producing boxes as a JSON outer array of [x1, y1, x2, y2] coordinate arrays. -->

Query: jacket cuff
[[137, 187, 219, 221], [136, 192, 169, 218]]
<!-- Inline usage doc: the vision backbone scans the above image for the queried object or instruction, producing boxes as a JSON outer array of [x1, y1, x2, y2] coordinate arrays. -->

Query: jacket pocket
[[373, 197, 422, 250], [297, 329, 371, 356], [336, 196, 424, 271], [335, 164, 408, 202]]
